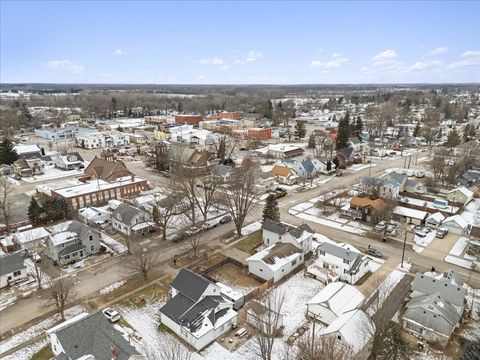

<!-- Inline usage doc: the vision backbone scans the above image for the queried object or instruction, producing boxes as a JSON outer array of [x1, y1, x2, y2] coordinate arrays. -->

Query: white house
[[78, 206, 111, 227], [261, 219, 314, 254], [75, 131, 104, 149], [425, 212, 445, 229], [112, 203, 154, 236], [446, 186, 474, 205], [307, 282, 365, 325], [53, 152, 85, 170], [247, 242, 304, 283], [442, 215, 470, 235], [318, 309, 375, 360], [314, 242, 372, 284], [13, 227, 50, 251], [159, 269, 237, 351], [0, 252, 28, 288]]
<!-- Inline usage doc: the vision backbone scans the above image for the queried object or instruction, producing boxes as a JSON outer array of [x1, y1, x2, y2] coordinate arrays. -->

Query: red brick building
[[175, 114, 203, 126], [248, 128, 272, 140], [218, 111, 241, 120]]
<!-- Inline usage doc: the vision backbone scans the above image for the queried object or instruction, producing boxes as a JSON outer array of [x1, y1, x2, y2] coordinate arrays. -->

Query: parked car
[[102, 308, 121, 322], [374, 221, 386, 232], [219, 215, 232, 224], [414, 228, 428, 238], [427, 187, 440, 194], [185, 226, 201, 236], [171, 233, 186, 242], [366, 247, 383, 258], [274, 190, 288, 199], [202, 220, 218, 230], [435, 227, 449, 239], [31, 252, 42, 263]]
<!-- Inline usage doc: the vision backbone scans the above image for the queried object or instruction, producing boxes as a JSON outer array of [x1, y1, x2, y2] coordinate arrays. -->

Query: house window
[[319, 250, 325, 256], [89, 235, 93, 241], [72, 252, 77, 257], [13, 271, 21, 277], [80, 251, 84, 257], [65, 255, 70, 260], [90, 245, 95, 251], [292, 259, 297, 266], [344, 269, 349, 274], [343, 259, 350, 265]]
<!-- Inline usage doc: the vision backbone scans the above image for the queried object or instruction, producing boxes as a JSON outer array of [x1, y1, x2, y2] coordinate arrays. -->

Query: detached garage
[[442, 215, 470, 235], [393, 206, 428, 226]]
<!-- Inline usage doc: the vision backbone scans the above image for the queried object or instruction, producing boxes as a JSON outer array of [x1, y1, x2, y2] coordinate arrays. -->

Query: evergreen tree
[[0, 138, 19, 165], [262, 194, 280, 222], [355, 116, 363, 134], [308, 133, 317, 149], [446, 129, 461, 148], [28, 197, 42, 226], [294, 121, 306, 139], [413, 121, 421, 137], [463, 124, 471, 142], [336, 111, 351, 150], [326, 160, 332, 172]]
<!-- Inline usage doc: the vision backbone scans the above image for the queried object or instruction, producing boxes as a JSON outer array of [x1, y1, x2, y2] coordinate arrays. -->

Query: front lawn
[[232, 230, 262, 253]]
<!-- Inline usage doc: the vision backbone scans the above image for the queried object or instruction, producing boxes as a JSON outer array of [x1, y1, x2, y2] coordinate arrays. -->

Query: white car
[[102, 308, 121, 322]]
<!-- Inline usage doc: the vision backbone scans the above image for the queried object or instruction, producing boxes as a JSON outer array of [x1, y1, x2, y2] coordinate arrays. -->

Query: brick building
[[175, 114, 203, 126], [248, 128, 272, 140]]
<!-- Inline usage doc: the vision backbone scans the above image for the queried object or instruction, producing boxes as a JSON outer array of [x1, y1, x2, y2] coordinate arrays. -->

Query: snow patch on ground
[[367, 270, 405, 316], [101, 233, 127, 254], [396, 261, 412, 272], [238, 221, 262, 236], [295, 212, 367, 235], [412, 231, 436, 253], [100, 280, 127, 295], [350, 163, 377, 172], [0, 305, 85, 355], [449, 237, 469, 257], [1, 340, 47, 360], [444, 255, 473, 269], [0, 289, 16, 312]]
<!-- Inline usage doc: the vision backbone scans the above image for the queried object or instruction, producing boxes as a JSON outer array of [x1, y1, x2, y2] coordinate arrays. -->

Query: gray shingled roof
[[0, 252, 26, 276], [58, 242, 86, 256], [171, 268, 213, 302], [67, 220, 99, 241], [54, 312, 139, 360], [113, 203, 142, 225], [411, 273, 466, 307], [262, 219, 313, 239], [317, 242, 361, 262]]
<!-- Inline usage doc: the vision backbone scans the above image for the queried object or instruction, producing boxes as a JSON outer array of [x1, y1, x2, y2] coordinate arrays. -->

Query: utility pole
[[401, 226, 408, 268], [408, 155, 412, 169]]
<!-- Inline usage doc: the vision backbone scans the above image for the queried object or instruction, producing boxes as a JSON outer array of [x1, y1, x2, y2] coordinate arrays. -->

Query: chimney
[[111, 345, 118, 360]]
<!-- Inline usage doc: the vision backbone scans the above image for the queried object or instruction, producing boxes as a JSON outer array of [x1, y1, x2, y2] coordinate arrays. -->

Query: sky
[[1, 1, 479, 84]]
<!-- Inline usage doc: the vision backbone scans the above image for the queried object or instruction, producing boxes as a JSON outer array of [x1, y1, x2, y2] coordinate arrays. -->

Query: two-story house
[[0, 252, 28, 288], [112, 203, 154, 236], [362, 176, 400, 199], [45, 221, 101, 265], [348, 197, 387, 223], [159, 268, 237, 350], [311, 242, 372, 284], [13, 157, 43, 177], [261, 219, 314, 254], [53, 152, 85, 171]]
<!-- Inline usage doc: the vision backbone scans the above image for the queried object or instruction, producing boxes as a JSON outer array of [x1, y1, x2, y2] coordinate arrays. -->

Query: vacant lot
[[207, 261, 262, 293], [233, 230, 262, 254]]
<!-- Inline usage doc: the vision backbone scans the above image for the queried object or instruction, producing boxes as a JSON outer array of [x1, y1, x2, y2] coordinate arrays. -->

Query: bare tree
[[48, 277, 76, 320], [182, 232, 203, 258], [171, 167, 199, 226], [125, 230, 139, 255], [296, 331, 355, 360], [0, 176, 13, 231], [142, 335, 192, 360], [194, 175, 220, 223], [130, 249, 155, 282], [248, 290, 286, 360], [153, 193, 182, 241], [211, 133, 237, 163], [430, 150, 447, 184], [219, 158, 260, 236]]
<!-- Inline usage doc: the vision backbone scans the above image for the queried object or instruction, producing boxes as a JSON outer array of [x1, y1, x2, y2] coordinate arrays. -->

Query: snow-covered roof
[[13, 144, 41, 155], [247, 242, 302, 271], [449, 186, 474, 199], [443, 215, 469, 229], [393, 206, 428, 220], [307, 282, 365, 317], [53, 177, 145, 198], [78, 207, 110, 220], [427, 212, 445, 223], [318, 309, 375, 353], [50, 231, 77, 246], [14, 227, 50, 244]]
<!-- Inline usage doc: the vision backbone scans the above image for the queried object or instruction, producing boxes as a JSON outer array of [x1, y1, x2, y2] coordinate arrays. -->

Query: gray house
[[46, 311, 144, 360], [402, 272, 466, 345], [45, 221, 101, 265], [0, 252, 28, 288]]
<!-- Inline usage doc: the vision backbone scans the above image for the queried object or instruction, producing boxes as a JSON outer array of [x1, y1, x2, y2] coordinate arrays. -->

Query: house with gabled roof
[[261, 218, 314, 254], [402, 272, 466, 345], [442, 215, 470, 235], [159, 268, 237, 351], [112, 203, 154, 236], [446, 186, 474, 205], [314, 242, 372, 284], [0, 252, 27, 288], [270, 164, 299, 185], [53, 152, 85, 171], [46, 312, 144, 360], [84, 156, 132, 182], [348, 197, 387, 223]]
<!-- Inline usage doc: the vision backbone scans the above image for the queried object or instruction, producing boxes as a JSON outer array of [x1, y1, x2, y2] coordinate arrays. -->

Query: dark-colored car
[[219, 215, 232, 224], [366, 247, 383, 258], [274, 190, 288, 199], [427, 187, 440, 194]]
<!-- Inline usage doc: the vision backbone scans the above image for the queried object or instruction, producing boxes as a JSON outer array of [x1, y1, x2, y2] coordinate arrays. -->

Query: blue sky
[[1, 1, 479, 84]]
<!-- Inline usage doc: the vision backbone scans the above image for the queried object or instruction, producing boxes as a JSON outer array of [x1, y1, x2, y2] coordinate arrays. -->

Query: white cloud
[[461, 50, 480, 58], [220, 65, 229, 70], [409, 60, 444, 71], [197, 75, 206, 80], [373, 49, 397, 62], [43, 60, 84, 74], [311, 53, 348, 68], [114, 49, 125, 56], [425, 47, 448, 56], [236, 50, 263, 64], [199, 58, 223, 65]]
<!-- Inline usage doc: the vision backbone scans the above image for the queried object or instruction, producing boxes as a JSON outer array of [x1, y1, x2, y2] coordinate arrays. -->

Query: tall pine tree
[[294, 121, 306, 139], [262, 194, 280, 222], [0, 138, 19, 165], [355, 116, 363, 135], [336, 111, 351, 150], [28, 197, 42, 226]]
